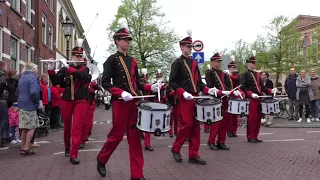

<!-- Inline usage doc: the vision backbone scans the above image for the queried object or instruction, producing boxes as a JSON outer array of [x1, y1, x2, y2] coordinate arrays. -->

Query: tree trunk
[[140, 54, 147, 68], [275, 72, 280, 88]]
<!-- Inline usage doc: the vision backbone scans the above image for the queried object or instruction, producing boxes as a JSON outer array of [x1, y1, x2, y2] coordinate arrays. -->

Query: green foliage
[[107, 0, 179, 78], [230, 39, 251, 75]]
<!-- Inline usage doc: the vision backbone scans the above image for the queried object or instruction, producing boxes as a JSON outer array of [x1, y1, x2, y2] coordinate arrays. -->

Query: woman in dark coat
[[7, 69, 18, 108]]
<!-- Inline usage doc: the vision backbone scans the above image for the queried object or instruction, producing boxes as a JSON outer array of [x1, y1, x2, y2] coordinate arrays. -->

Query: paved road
[[1, 107, 320, 180]]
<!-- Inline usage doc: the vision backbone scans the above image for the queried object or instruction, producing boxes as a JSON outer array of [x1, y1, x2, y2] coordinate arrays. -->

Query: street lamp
[[61, 16, 74, 60]]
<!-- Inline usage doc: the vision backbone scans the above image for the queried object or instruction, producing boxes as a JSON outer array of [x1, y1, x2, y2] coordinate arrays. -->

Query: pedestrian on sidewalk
[[260, 72, 274, 126], [296, 70, 314, 123], [285, 68, 299, 121], [0, 61, 9, 150], [8, 102, 21, 144], [310, 69, 320, 122]]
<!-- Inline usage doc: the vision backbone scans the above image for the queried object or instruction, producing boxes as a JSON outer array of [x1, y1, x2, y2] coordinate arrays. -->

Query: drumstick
[[119, 95, 156, 99], [157, 80, 161, 102], [221, 85, 241, 99], [193, 96, 213, 99], [257, 95, 272, 98]]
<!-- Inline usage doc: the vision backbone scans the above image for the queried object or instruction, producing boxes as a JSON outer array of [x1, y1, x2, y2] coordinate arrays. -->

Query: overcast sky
[[71, 0, 320, 71]]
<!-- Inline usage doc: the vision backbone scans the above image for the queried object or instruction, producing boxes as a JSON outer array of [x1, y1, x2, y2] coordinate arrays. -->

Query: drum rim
[[196, 98, 221, 106], [228, 98, 249, 101], [138, 102, 172, 111]]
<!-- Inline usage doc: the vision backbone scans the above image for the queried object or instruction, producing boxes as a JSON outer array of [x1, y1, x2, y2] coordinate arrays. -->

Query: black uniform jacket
[[48, 64, 90, 101], [169, 55, 208, 97], [165, 84, 179, 105], [205, 67, 232, 96], [101, 51, 151, 101], [240, 69, 271, 97]]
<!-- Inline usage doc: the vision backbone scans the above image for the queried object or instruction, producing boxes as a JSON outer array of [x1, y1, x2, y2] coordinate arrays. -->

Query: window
[[12, 0, 20, 12], [42, 14, 47, 45], [25, 0, 31, 22], [49, 0, 54, 12], [49, 23, 53, 50], [25, 45, 30, 62], [10, 37, 18, 70]]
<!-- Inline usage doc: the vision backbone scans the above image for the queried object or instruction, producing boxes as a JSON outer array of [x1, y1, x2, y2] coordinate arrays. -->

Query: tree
[[306, 25, 320, 69], [230, 39, 252, 75], [253, 15, 302, 85], [107, 0, 179, 79]]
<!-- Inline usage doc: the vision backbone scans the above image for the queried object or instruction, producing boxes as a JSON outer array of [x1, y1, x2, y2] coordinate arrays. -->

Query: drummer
[[205, 52, 236, 151], [240, 51, 278, 143], [169, 30, 217, 165], [225, 59, 242, 137]]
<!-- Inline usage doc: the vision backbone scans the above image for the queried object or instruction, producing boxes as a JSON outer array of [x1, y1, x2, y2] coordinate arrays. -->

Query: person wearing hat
[[205, 52, 235, 151], [46, 38, 91, 164], [169, 30, 218, 165], [225, 57, 242, 138], [240, 51, 278, 143], [96, 18, 162, 180]]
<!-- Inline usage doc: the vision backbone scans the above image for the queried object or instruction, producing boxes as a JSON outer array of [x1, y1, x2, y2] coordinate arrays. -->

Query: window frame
[[42, 13, 47, 45], [10, 37, 18, 70], [11, 0, 20, 13], [49, 23, 54, 51], [25, 0, 31, 23]]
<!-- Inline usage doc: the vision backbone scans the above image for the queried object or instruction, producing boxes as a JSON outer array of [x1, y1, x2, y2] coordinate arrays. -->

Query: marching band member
[[83, 81, 101, 142], [47, 38, 90, 164], [166, 78, 180, 138], [225, 57, 241, 137], [205, 52, 233, 151], [169, 30, 216, 165], [96, 18, 162, 180], [204, 63, 212, 133], [240, 51, 278, 143]]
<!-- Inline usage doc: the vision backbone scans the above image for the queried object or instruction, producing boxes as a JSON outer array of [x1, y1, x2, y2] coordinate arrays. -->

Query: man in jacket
[[310, 69, 320, 121], [284, 68, 299, 121], [0, 62, 9, 150]]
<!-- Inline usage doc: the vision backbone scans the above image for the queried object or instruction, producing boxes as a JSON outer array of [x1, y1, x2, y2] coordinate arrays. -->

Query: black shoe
[[217, 144, 230, 150], [248, 139, 258, 143], [97, 159, 106, 177], [141, 135, 145, 140], [232, 133, 238, 137], [65, 149, 70, 157], [188, 156, 206, 165], [227, 132, 233, 137], [204, 130, 210, 133], [85, 138, 89, 141], [288, 117, 293, 121], [131, 178, 146, 180], [256, 139, 263, 143], [169, 134, 174, 138], [207, 142, 219, 150], [145, 146, 154, 151], [318, 150, 320, 155], [79, 144, 85, 149], [171, 149, 182, 162], [70, 158, 80, 164], [186, 137, 189, 141]]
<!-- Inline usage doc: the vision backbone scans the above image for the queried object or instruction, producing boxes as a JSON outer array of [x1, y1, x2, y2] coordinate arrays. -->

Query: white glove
[[208, 87, 218, 97], [233, 90, 241, 96], [183, 92, 194, 100], [46, 61, 55, 70], [59, 59, 69, 68], [271, 88, 278, 96], [151, 82, 162, 93], [222, 91, 231, 96], [121, 91, 133, 102], [251, 93, 259, 99]]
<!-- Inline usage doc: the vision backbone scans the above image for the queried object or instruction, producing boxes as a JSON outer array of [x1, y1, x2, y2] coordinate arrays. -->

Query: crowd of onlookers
[[0, 62, 63, 155]]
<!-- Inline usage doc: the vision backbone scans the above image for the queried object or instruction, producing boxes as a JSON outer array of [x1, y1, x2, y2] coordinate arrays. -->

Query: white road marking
[[237, 133, 274, 136], [107, 120, 111, 124], [88, 138, 96, 141], [100, 122, 103, 124], [35, 141, 51, 144], [93, 121, 97, 124], [156, 137, 176, 140], [53, 149, 101, 155], [167, 139, 305, 148], [307, 131, 320, 133]]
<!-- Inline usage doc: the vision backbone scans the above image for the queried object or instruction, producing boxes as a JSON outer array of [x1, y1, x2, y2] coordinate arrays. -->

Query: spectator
[[8, 102, 20, 144], [0, 61, 9, 150], [17, 62, 41, 155], [50, 85, 62, 129], [310, 69, 320, 122], [285, 68, 299, 121], [260, 71, 274, 126], [7, 69, 18, 108], [296, 70, 314, 123], [39, 74, 50, 116]]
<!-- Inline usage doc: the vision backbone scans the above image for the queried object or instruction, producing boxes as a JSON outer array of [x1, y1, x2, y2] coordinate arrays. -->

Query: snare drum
[[195, 98, 222, 125], [136, 102, 172, 136], [228, 98, 249, 116], [260, 98, 280, 116]]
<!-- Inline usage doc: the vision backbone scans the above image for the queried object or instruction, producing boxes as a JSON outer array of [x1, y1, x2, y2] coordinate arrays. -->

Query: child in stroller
[[35, 109, 50, 138]]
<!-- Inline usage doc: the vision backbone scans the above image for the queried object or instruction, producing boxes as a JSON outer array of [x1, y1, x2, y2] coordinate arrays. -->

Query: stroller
[[35, 109, 50, 138]]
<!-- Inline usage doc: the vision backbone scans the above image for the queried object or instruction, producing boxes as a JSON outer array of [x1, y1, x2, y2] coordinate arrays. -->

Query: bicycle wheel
[[279, 100, 289, 119]]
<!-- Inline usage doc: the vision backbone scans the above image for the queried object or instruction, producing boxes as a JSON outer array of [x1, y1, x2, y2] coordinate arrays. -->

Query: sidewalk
[[268, 117, 320, 128]]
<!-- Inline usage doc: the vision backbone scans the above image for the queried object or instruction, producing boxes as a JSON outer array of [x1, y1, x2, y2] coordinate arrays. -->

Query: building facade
[[34, 0, 56, 73], [0, 0, 35, 73], [56, 0, 91, 67]]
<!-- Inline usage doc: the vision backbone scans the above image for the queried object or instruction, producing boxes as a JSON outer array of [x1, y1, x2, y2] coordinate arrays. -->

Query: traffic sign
[[193, 40, 204, 52], [192, 52, 204, 64]]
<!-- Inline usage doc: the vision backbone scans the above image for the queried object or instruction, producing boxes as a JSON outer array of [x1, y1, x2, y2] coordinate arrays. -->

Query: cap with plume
[[77, 38, 84, 48], [118, 18, 129, 29], [141, 68, 147, 75], [252, 50, 256, 57], [187, 29, 192, 37], [179, 29, 193, 45], [230, 55, 235, 61]]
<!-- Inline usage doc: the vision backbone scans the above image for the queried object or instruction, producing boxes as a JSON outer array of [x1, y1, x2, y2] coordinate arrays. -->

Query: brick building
[[0, 0, 35, 73], [34, 0, 56, 73]]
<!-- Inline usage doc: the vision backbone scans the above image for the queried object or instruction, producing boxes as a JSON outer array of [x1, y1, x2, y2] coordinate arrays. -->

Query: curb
[[268, 124, 320, 128]]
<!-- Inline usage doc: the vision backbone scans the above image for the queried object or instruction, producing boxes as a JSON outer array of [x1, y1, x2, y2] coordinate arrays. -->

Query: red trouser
[[144, 133, 151, 147], [60, 99, 89, 159], [172, 98, 200, 158], [81, 101, 96, 144], [204, 124, 210, 131], [228, 113, 238, 134], [247, 99, 262, 140], [97, 100, 144, 179], [208, 100, 228, 144], [168, 103, 180, 135]]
